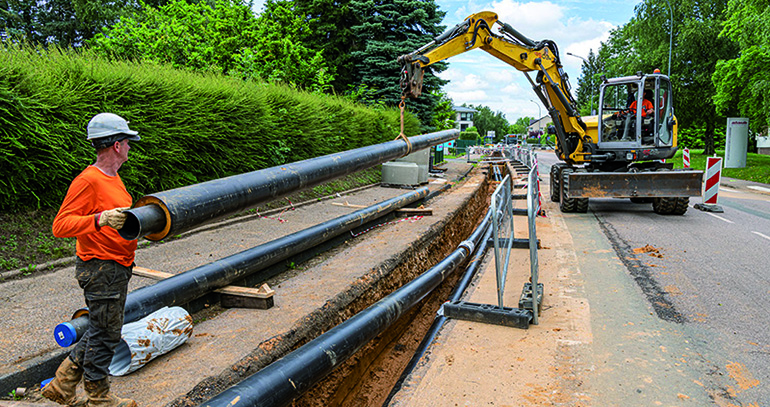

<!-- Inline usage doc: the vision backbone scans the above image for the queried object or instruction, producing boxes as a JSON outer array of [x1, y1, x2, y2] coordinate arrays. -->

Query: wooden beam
[[331, 201, 368, 208], [395, 207, 433, 216], [133, 266, 275, 309]]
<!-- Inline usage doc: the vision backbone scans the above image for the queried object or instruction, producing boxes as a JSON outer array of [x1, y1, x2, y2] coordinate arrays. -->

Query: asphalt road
[[537, 151, 769, 405]]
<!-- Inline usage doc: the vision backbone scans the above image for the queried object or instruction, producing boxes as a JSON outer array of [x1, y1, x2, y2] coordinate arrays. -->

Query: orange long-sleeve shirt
[[630, 99, 654, 117], [53, 166, 137, 267]]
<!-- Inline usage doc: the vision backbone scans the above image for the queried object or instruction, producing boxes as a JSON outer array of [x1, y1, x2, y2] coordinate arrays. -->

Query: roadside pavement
[[0, 159, 480, 405]]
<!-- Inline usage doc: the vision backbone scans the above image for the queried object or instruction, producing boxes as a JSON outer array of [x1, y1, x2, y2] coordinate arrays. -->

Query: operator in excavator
[[613, 88, 654, 119], [632, 89, 655, 117]]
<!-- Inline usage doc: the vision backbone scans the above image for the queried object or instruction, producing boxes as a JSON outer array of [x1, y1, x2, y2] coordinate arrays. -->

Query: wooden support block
[[133, 266, 275, 309], [331, 201, 368, 208], [395, 207, 433, 216], [221, 284, 275, 309]]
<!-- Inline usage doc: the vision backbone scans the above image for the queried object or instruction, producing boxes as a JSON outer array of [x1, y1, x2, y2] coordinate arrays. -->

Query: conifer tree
[[349, 0, 448, 131]]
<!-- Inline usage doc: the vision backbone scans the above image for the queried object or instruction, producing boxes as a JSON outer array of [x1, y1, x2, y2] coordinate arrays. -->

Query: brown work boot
[[83, 378, 137, 407], [42, 357, 86, 406]]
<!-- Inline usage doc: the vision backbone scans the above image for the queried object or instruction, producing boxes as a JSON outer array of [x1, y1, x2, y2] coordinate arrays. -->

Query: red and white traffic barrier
[[704, 156, 722, 204], [695, 156, 724, 212], [683, 148, 690, 169]]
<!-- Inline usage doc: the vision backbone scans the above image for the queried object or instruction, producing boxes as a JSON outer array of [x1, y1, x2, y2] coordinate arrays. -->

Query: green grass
[[667, 149, 770, 184], [0, 167, 381, 277]]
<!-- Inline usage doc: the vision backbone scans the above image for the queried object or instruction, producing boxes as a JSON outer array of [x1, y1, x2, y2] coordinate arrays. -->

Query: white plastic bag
[[109, 306, 193, 376]]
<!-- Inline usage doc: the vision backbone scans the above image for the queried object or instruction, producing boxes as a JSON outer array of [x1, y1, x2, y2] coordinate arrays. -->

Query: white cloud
[[431, 0, 627, 121], [448, 90, 489, 102]]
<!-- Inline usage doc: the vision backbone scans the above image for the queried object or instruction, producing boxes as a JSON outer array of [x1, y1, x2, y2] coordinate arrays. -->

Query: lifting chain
[[395, 95, 413, 156]]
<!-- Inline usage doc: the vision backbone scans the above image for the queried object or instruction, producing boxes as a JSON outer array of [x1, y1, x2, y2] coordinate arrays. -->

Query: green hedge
[[0, 43, 420, 212]]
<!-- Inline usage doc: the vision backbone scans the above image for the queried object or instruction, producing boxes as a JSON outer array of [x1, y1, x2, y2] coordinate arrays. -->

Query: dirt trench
[[166, 169, 489, 407]]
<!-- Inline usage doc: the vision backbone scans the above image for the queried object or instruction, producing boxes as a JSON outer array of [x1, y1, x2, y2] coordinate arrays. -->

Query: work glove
[[98, 207, 129, 229]]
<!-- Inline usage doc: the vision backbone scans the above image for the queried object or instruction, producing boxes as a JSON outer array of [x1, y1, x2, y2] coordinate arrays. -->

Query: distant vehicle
[[505, 134, 520, 145]]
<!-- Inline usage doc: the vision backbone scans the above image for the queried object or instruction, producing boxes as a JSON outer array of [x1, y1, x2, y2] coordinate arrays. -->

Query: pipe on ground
[[385, 209, 494, 403], [120, 130, 458, 241], [56, 188, 428, 345], [199, 203, 490, 407]]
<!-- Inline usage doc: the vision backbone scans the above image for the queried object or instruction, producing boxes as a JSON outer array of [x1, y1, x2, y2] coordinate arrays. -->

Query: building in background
[[758, 130, 770, 155], [454, 106, 477, 131], [527, 115, 551, 137]]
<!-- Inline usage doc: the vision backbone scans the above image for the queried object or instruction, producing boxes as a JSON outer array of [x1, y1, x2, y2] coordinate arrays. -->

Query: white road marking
[[752, 231, 770, 241], [748, 186, 770, 193], [706, 212, 734, 224]]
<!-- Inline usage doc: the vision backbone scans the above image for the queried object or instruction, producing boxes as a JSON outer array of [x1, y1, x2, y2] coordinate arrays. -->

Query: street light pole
[[529, 99, 542, 136], [566, 52, 594, 115], [665, 0, 673, 76]]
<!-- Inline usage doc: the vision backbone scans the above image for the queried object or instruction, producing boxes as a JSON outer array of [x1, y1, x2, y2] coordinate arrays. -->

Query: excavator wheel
[[652, 197, 689, 215], [559, 168, 588, 213], [550, 164, 566, 202]]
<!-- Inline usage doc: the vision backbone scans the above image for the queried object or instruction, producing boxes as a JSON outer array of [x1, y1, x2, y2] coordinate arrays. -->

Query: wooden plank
[[331, 201, 367, 208], [132, 267, 274, 299], [395, 207, 433, 216], [221, 293, 274, 310], [133, 266, 173, 280]]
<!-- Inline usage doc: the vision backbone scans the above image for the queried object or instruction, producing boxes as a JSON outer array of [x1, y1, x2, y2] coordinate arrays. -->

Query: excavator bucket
[[567, 170, 704, 198]]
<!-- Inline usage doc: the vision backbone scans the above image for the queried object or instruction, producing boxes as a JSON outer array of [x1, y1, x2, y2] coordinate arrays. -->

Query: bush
[[677, 126, 726, 150], [459, 130, 480, 141], [0, 43, 420, 212]]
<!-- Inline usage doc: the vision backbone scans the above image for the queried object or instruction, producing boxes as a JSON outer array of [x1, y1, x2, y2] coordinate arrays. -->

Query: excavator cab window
[[599, 76, 673, 148], [599, 81, 641, 144], [656, 78, 674, 147]]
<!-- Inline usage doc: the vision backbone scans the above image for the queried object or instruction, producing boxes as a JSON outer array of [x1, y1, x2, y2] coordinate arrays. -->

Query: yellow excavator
[[399, 11, 703, 214]]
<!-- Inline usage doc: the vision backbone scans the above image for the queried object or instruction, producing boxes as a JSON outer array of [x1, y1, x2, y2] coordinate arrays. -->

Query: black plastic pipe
[[120, 130, 458, 241], [385, 210, 494, 404], [200, 209, 489, 407], [54, 188, 428, 346]]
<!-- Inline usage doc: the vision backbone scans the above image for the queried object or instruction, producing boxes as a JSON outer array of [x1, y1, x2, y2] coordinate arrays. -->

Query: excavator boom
[[398, 11, 587, 164]]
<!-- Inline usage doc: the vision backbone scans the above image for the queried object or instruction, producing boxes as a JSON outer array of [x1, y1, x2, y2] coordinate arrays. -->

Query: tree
[[597, 0, 738, 154], [509, 116, 534, 135], [0, 0, 134, 45], [346, 0, 448, 132], [292, 0, 358, 92], [712, 0, 770, 134], [89, 0, 333, 89], [429, 89, 455, 131], [467, 104, 509, 142], [238, 0, 334, 90], [575, 49, 603, 116]]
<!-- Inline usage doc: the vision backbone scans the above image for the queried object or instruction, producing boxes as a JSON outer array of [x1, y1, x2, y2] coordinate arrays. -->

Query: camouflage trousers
[[69, 258, 132, 382]]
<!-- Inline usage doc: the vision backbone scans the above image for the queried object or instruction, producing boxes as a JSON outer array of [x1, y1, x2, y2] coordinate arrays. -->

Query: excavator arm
[[398, 11, 588, 164]]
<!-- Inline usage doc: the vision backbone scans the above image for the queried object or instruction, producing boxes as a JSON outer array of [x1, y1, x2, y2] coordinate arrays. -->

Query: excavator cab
[[597, 73, 675, 154]]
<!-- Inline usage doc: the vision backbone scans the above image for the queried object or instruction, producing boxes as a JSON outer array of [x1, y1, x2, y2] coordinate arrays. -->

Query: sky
[[433, 0, 639, 123], [250, 0, 640, 124]]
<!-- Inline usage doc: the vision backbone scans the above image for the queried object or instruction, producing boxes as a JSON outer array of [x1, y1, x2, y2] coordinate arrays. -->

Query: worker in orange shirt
[[629, 89, 655, 117], [44, 113, 140, 407]]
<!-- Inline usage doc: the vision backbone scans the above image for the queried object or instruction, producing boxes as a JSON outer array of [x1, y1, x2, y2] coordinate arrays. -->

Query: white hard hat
[[87, 113, 140, 141]]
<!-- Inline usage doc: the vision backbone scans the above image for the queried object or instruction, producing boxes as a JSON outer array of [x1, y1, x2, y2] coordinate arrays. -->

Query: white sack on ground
[[109, 306, 193, 376]]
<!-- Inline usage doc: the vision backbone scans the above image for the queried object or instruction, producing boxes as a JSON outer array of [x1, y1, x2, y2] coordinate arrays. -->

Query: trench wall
[[167, 169, 488, 406]]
